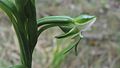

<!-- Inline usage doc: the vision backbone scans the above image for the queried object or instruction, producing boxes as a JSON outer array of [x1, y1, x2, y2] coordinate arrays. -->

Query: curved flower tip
[[74, 15, 96, 24], [79, 31, 84, 38], [75, 15, 96, 38], [81, 16, 96, 32]]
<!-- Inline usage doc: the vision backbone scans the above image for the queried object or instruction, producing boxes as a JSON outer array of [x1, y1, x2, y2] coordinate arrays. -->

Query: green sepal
[[37, 24, 56, 37], [63, 36, 81, 55], [74, 36, 81, 56], [55, 27, 79, 39], [59, 26, 72, 33]]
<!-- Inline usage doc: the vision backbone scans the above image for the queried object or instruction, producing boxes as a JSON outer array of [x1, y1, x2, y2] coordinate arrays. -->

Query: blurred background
[[0, 0, 120, 68]]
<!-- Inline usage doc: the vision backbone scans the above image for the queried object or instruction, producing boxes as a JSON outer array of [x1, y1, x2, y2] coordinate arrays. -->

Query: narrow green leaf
[[0, 0, 18, 19], [0, 0, 14, 20], [24, 0, 38, 47]]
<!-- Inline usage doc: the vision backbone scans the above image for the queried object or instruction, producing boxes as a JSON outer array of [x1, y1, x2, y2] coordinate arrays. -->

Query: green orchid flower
[[37, 15, 96, 55]]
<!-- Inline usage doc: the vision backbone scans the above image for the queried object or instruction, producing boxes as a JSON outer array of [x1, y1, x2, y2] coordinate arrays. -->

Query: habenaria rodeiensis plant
[[0, 0, 96, 68]]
